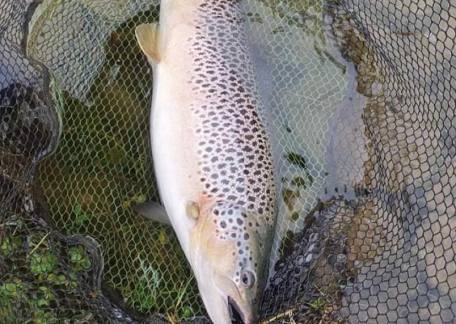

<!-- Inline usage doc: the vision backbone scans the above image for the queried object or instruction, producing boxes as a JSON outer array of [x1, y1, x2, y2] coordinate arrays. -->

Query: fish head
[[190, 200, 270, 324]]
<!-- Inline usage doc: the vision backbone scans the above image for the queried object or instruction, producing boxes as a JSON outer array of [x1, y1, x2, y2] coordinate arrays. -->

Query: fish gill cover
[[1, 0, 456, 323]]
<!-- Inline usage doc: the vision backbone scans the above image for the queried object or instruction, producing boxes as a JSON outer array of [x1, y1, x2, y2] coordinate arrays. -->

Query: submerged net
[[2, 0, 456, 323]]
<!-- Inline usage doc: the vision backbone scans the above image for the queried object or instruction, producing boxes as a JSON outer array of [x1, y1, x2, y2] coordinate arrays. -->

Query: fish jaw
[[196, 274, 256, 324], [191, 242, 257, 324], [188, 200, 265, 324], [197, 278, 231, 324]]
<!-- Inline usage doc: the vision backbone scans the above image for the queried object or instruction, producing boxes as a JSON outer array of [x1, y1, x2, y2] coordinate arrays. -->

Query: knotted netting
[[1, 0, 456, 323]]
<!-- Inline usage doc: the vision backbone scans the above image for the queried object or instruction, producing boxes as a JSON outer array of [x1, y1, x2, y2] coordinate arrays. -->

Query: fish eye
[[240, 270, 255, 288]]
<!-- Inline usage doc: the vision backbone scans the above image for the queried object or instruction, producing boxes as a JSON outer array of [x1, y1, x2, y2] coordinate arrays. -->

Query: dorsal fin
[[135, 23, 160, 64]]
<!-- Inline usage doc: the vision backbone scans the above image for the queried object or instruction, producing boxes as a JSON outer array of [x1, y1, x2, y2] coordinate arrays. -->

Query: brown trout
[[135, 1, 276, 322]]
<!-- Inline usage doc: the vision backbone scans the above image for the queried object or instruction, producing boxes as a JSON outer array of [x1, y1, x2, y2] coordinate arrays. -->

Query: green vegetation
[[0, 280, 27, 324], [261, 0, 326, 41], [0, 222, 95, 323], [30, 252, 58, 275], [0, 236, 22, 255], [38, 7, 202, 320], [285, 152, 308, 169], [290, 176, 308, 188], [69, 245, 92, 271], [0, 280, 26, 302], [309, 297, 327, 313], [124, 260, 161, 313], [33, 310, 58, 324], [280, 151, 315, 226], [72, 204, 93, 228], [33, 0, 330, 320]]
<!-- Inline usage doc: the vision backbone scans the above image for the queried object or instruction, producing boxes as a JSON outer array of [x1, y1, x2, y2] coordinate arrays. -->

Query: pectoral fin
[[135, 23, 160, 64], [133, 201, 170, 225]]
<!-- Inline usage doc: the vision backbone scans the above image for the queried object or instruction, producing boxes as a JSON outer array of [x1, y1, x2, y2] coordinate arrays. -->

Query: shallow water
[[244, 0, 364, 272]]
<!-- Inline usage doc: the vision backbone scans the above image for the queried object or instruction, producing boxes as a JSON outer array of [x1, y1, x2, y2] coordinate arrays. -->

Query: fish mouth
[[228, 296, 253, 324]]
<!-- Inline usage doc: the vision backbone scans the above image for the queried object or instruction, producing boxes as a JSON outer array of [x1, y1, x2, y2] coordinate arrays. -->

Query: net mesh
[[32, 1, 203, 319], [0, 1, 142, 322], [2, 0, 456, 323]]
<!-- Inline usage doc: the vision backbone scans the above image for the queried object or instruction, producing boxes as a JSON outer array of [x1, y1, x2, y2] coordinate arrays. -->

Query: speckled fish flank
[[191, 0, 275, 277], [135, 0, 276, 323]]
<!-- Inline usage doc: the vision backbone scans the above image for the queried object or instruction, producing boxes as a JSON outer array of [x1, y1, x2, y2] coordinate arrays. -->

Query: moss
[[46, 273, 70, 287], [278, 230, 296, 259]]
